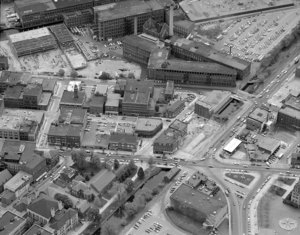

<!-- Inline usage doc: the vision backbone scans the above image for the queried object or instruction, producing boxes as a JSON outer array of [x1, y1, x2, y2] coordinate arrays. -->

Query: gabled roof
[[0, 169, 12, 186], [49, 208, 77, 231], [27, 197, 58, 220]]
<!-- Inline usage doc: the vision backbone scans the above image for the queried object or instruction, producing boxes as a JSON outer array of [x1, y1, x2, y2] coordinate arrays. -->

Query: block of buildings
[[114, 79, 127, 96], [90, 169, 116, 194], [108, 132, 138, 152], [164, 80, 174, 101], [166, 36, 251, 79], [1, 141, 47, 180], [27, 196, 79, 233], [0, 109, 44, 141], [9, 28, 58, 57], [48, 124, 82, 148], [24, 224, 53, 235], [63, 9, 93, 28], [0, 169, 12, 193], [148, 47, 237, 88], [60, 85, 86, 109], [153, 119, 187, 154], [0, 211, 27, 235], [0, 71, 32, 93], [291, 182, 300, 208], [194, 90, 232, 119], [135, 118, 163, 137], [170, 184, 227, 228], [105, 93, 120, 115], [4, 171, 32, 198], [122, 80, 155, 116], [15, 0, 94, 29], [165, 100, 185, 118], [0, 56, 9, 71], [94, 0, 165, 40], [277, 94, 300, 130], [291, 153, 300, 168], [246, 107, 268, 131]]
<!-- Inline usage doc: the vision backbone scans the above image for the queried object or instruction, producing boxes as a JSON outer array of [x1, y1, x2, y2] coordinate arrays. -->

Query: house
[[90, 169, 116, 194], [69, 180, 94, 201], [60, 167, 77, 182]]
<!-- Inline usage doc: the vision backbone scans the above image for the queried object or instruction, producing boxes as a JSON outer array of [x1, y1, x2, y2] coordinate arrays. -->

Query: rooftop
[[59, 108, 87, 125], [125, 79, 154, 93], [136, 118, 162, 132], [285, 94, 300, 111], [248, 107, 268, 123], [91, 169, 116, 193], [169, 119, 188, 133], [154, 128, 181, 145], [165, 80, 174, 95], [42, 79, 56, 92], [0, 71, 31, 85], [94, 0, 164, 21], [166, 100, 185, 113], [23, 83, 42, 97], [223, 138, 242, 153], [60, 90, 85, 106], [95, 84, 108, 95], [109, 133, 138, 145], [256, 135, 281, 154], [123, 34, 159, 53], [171, 183, 226, 216], [123, 90, 151, 105], [48, 124, 82, 137], [0, 211, 26, 235], [4, 85, 23, 99], [4, 171, 32, 192], [0, 169, 12, 186], [27, 196, 58, 220], [49, 23, 73, 45], [89, 95, 106, 108], [50, 208, 77, 231], [2, 109, 44, 124], [169, 36, 250, 71], [23, 224, 53, 235], [196, 90, 231, 111], [9, 27, 52, 43]]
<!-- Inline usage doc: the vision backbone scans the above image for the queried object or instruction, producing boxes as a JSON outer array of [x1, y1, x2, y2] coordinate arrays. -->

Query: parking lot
[[198, 8, 300, 63]]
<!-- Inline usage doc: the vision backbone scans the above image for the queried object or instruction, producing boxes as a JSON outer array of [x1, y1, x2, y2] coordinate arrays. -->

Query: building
[[15, 0, 94, 29], [59, 108, 87, 126], [0, 56, 9, 70], [69, 180, 94, 201], [24, 224, 53, 235], [63, 9, 94, 28], [164, 80, 174, 101], [173, 20, 195, 38], [1, 141, 47, 180], [165, 100, 185, 118], [0, 169, 12, 193], [9, 28, 58, 57], [90, 169, 116, 194], [291, 182, 300, 207], [186, 171, 208, 188], [143, 17, 169, 40], [0, 211, 27, 235], [153, 119, 187, 154], [108, 132, 138, 151], [256, 135, 281, 156], [246, 107, 268, 131], [48, 124, 82, 148], [49, 24, 74, 47], [148, 48, 237, 88], [4, 171, 32, 198], [0, 71, 31, 93], [135, 118, 163, 137], [0, 189, 16, 206], [170, 184, 227, 228], [105, 93, 120, 115], [60, 167, 77, 182], [291, 153, 300, 169], [27, 196, 78, 233], [277, 94, 300, 130], [60, 86, 86, 109], [123, 34, 160, 66], [223, 138, 242, 154], [95, 84, 108, 96], [122, 80, 155, 116], [94, 0, 165, 40], [88, 95, 105, 114], [164, 167, 180, 182], [166, 36, 251, 79], [194, 90, 232, 119]]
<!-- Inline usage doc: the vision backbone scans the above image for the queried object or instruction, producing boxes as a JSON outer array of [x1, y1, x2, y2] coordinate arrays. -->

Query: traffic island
[[225, 172, 254, 186]]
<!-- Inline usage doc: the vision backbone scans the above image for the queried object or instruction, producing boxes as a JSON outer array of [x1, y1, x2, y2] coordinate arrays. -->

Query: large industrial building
[[9, 28, 58, 57], [148, 47, 237, 88], [94, 0, 165, 40]]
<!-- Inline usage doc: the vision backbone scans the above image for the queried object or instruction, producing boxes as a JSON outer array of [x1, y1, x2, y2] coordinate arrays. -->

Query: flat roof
[[0, 71, 31, 84], [248, 107, 268, 123], [285, 94, 300, 111], [123, 35, 158, 53], [0, 211, 26, 235], [23, 224, 52, 235], [59, 108, 86, 125], [223, 138, 242, 153], [169, 119, 188, 133], [48, 124, 81, 137], [123, 90, 150, 105], [169, 36, 250, 71], [167, 100, 185, 113], [2, 109, 44, 124], [279, 106, 300, 118], [106, 93, 120, 107], [9, 28, 51, 43], [171, 184, 226, 216], [196, 90, 231, 111], [136, 118, 162, 132], [154, 128, 181, 145], [94, 0, 164, 22], [15, 0, 56, 17], [4, 171, 32, 192], [60, 90, 85, 105], [256, 135, 281, 153], [95, 84, 108, 95]]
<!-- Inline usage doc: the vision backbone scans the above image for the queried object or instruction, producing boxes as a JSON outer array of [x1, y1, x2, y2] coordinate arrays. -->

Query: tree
[[99, 71, 112, 80], [88, 208, 101, 222], [70, 70, 78, 79], [91, 156, 102, 170], [133, 194, 146, 210], [54, 193, 73, 209], [107, 182, 126, 197], [147, 157, 155, 167], [58, 69, 65, 77], [114, 159, 120, 170], [71, 150, 88, 170], [137, 167, 145, 180], [124, 202, 138, 218], [128, 159, 136, 173], [101, 221, 118, 235], [124, 178, 134, 193], [140, 188, 152, 202]]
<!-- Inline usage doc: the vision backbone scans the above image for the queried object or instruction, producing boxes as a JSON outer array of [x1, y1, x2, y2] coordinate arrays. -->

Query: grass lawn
[[225, 173, 254, 186], [278, 177, 296, 186], [166, 208, 209, 235], [268, 185, 286, 197]]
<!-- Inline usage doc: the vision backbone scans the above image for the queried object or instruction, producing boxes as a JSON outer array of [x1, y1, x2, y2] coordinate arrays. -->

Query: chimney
[[74, 85, 78, 99], [134, 17, 138, 35], [58, 201, 63, 210], [50, 207, 56, 218], [169, 4, 174, 37]]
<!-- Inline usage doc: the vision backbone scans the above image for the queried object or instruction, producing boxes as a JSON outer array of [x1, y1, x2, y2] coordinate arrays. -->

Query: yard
[[225, 172, 254, 186]]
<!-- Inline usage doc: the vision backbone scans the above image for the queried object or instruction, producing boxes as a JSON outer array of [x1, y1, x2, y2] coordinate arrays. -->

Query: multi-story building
[[48, 124, 82, 148], [94, 0, 165, 40], [59, 108, 87, 126], [148, 47, 237, 88], [122, 80, 155, 116], [63, 9, 94, 28], [69, 180, 94, 201], [143, 18, 169, 40], [4, 171, 32, 198], [0, 211, 27, 235], [0, 71, 31, 93], [164, 80, 174, 101], [0, 56, 9, 70], [135, 118, 163, 137], [165, 100, 185, 118], [166, 36, 251, 79], [24, 224, 53, 235], [291, 182, 300, 207], [88, 95, 105, 114], [60, 85, 86, 109], [173, 20, 195, 38], [153, 119, 187, 154], [1, 141, 47, 180], [108, 132, 138, 152], [291, 153, 300, 169], [105, 93, 120, 115], [170, 184, 227, 228], [23, 84, 43, 109], [15, 0, 94, 29], [277, 94, 300, 130], [246, 107, 268, 131]]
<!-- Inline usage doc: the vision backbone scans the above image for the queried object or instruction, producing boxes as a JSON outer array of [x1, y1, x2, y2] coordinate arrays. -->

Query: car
[[208, 165, 213, 168]]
